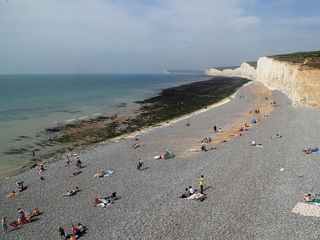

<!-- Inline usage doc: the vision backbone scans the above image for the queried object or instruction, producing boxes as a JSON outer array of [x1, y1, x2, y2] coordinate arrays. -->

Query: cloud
[[277, 16, 320, 26], [0, 0, 318, 73]]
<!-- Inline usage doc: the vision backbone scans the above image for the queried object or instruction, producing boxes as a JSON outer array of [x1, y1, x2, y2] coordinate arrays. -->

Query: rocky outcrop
[[206, 56, 320, 107]]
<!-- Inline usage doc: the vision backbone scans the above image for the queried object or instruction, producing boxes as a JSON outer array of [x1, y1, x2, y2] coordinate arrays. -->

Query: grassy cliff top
[[269, 51, 320, 68]]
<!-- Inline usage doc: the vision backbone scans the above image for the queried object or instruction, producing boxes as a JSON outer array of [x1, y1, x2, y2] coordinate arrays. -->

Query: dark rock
[[117, 102, 127, 108], [19, 135, 31, 139], [46, 126, 62, 132]]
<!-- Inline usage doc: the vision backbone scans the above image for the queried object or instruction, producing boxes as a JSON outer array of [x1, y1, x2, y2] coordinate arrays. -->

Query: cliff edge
[[206, 51, 320, 107]]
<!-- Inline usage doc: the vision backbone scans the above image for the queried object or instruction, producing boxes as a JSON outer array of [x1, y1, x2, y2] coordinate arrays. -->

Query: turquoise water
[[0, 74, 209, 175]]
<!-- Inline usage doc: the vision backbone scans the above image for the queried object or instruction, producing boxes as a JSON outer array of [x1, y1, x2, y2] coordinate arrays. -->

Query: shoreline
[[0, 76, 250, 179], [111, 80, 255, 143]]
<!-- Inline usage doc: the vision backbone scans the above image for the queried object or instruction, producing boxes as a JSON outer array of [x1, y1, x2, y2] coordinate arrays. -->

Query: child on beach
[[58, 226, 66, 239], [180, 188, 190, 198], [188, 186, 195, 195], [1, 217, 8, 233], [65, 154, 70, 167], [137, 158, 144, 170], [75, 158, 82, 169], [16, 180, 24, 191]]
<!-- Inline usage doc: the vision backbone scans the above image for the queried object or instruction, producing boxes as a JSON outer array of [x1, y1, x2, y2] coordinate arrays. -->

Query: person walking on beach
[[199, 175, 204, 194], [214, 125, 217, 133], [1, 217, 8, 233], [65, 154, 70, 167]]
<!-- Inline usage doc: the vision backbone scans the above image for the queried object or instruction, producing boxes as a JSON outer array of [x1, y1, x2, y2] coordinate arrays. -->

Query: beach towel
[[292, 202, 320, 217], [97, 202, 112, 208], [94, 170, 113, 177], [70, 171, 82, 177], [10, 221, 22, 228], [228, 134, 237, 137], [189, 149, 201, 152], [252, 144, 263, 148], [251, 119, 257, 124]]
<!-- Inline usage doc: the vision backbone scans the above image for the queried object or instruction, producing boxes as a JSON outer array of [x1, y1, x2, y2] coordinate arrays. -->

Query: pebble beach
[[1, 81, 320, 240]]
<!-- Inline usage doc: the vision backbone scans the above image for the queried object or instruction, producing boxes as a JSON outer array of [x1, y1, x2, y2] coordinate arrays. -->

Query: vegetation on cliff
[[270, 51, 320, 68]]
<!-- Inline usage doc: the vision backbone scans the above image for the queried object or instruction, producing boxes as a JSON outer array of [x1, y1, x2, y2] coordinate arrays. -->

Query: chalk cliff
[[205, 62, 256, 80], [206, 54, 320, 107], [256, 57, 320, 107]]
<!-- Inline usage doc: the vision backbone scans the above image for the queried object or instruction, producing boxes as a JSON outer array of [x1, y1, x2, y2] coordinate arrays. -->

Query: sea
[[0, 73, 210, 177]]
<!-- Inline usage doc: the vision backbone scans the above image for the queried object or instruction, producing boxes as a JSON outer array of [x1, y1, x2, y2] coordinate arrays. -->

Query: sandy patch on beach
[[181, 82, 274, 157]]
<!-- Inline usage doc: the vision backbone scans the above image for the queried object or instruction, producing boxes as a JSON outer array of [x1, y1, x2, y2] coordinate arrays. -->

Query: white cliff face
[[206, 62, 256, 80], [256, 57, 320, 107], [206, 57, 320, 107]]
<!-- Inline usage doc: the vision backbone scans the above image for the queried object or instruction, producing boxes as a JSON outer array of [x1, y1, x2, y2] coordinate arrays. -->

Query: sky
[[0, 0, 319, 74]]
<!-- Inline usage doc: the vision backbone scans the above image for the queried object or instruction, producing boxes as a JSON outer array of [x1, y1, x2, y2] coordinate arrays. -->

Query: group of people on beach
[[180, 175, 205, 201], [58, 223, 86, 240], [213, 125, 222, 133]]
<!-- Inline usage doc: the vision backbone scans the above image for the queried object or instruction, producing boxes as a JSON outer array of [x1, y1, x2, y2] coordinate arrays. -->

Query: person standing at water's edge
[[199, 175, 204, 194], [214, 125, 217, 133]]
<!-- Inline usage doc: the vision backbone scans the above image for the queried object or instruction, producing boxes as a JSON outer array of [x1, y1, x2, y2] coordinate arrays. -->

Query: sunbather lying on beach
[[201, 137, 212, 144], [6, 191, 18, 198], [94, 169, 113, 177], [93, 192, 117, 208], [303, 193, 318, 202], [64, 187, 79, 197], [11, 207, 42, 227], [272, 133, 282, 139], [132, 142, 143, 149], [70, 223, 87, 239], [70, 171, 82, 177], [187, 190, 205, 201], [303, 147, 318, 154], [251, 141, 263, 147], [180, 188, 191, 198]]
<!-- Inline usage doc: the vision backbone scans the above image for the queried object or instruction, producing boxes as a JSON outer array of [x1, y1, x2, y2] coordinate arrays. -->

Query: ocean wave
[[65, 119, 76, 123], [78, 116, 89, 120]]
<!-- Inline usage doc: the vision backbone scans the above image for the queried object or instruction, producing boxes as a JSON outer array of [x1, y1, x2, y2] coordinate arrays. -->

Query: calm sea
[[0, 74, 209, 177]]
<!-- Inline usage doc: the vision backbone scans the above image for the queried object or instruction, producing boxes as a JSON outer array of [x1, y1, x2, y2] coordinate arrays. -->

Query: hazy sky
[[0, 0, 319, 74]]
